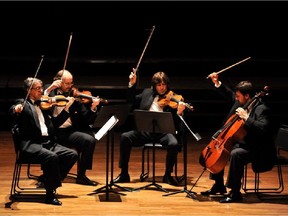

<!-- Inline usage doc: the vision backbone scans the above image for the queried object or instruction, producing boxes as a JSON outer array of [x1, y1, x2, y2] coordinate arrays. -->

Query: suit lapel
[[29, 102, 41, 129]]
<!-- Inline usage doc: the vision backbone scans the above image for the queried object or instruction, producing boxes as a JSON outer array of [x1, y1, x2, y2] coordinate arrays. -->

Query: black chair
[[140, 133, 185, 183], [10, 125, 45, 200], [242, 124, 288, 197]]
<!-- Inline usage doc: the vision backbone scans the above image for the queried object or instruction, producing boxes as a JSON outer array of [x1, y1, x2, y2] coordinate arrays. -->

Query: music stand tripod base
[[163, 113, 202, 200], [88, 104, 133, 200], [87, 128, 128, 201]]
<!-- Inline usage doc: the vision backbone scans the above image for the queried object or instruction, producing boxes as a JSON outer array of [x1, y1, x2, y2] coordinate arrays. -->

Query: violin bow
[[133, 26, 155, 87], [22, 55, 45, 108], [134, 25, 155, 73], [61, 32, 73, 76], [206, 56, 251, 79]]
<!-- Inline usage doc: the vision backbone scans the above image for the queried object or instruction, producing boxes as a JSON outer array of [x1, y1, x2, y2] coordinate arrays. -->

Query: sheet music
[[94, 115, 119, 141]]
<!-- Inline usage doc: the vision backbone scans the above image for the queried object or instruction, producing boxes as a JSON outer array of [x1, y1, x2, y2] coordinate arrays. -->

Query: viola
[[71, 87, 108, 104], [199, 86, 270, 174], [158, 90, 194, 111], [39, 95, 69, 110]]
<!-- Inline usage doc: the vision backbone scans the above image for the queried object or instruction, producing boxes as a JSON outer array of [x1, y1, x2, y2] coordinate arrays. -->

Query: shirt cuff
[[215, 81, 222, 88], [128, 82, 134, 88]]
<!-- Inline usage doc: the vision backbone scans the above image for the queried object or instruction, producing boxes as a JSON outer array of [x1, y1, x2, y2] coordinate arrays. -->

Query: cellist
[[201, 72, 276, 203]]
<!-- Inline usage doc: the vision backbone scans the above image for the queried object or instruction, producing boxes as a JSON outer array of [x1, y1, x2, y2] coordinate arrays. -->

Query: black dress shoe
[[163, 174, 178, 186], [45, 197, 62, 205], [45, 192, 62, 206], [219, 192, 243, 203], [201, 184, 227, 196], [112, 174, 130, 183], [76, 175, 97, 186]]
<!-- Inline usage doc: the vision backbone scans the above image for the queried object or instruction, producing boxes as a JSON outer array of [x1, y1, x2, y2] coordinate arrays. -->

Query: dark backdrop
[[1, 1, 288, 132]]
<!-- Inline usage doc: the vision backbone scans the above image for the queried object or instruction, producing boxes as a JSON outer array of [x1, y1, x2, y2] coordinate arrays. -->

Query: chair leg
[[10, 163, 46, 200], [242, 164, 248, 192], [140, 146, 149, 181], [10, 161, 19, 198], [256, 165, 284, 194], [27, 164, 39, 180], [140, 144, 183, 183], [242, 164, 284, 196]]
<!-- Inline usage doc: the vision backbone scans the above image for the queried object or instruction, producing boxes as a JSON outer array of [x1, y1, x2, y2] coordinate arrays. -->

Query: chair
[[10, 125, 45, 200], [242, 124, 288, 197], [140, 143, 174, 181], [140, 133, 185, 183]]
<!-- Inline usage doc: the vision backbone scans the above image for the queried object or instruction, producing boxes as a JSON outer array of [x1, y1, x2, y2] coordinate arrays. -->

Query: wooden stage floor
[[1, 130, 288, 216]]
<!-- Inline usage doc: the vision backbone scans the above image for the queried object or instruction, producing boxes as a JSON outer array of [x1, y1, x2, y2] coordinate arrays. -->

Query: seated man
[[9, 77, 78, 205], [44, 69, 101, 186], [113, 68, 186, 186]]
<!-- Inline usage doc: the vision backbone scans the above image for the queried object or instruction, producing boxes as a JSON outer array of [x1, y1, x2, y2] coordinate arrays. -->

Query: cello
[[199, 86, 270, 174]]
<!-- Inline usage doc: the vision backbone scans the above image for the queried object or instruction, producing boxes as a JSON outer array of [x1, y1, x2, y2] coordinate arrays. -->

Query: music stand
[[133, 110, 176, 193], [163, 114, 202, 199], [88, 104, 132, 201]]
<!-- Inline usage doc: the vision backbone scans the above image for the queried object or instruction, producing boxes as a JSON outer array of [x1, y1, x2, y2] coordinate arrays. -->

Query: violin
[[158, 90, 194, 111], [39, 95, 69, 110], [71, 87, 108, 104]]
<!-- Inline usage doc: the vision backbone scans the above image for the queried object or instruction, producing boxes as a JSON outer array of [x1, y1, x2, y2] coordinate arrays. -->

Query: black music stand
[[88, 104, 132, 201], [163, 114, 202, 199], [133, 110, 176, 193]]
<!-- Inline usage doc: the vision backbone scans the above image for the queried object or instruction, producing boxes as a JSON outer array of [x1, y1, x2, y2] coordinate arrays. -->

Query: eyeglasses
[[32, 86, 43, 91]]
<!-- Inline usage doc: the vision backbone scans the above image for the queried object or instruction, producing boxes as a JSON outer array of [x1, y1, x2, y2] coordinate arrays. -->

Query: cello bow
[[206, 56, 251, 79]]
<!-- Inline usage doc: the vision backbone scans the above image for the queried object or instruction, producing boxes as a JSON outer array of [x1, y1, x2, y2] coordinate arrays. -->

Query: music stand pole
[[88, 105, 133, 200], [88, 128, 126, 200], [109, 127, 133, 192], [163, 115, 201, 199], [88, 115, 130, 201], [134, 120, 168, 193]]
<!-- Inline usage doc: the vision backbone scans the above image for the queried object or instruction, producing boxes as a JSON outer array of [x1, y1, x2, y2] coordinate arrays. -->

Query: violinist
[[113, 69, 186, 186], [9, 77, 78, 205], [201, 72, 276, 203], [44, 69, 100, 186]]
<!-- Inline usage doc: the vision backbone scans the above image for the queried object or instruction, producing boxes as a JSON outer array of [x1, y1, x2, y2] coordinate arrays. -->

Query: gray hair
[[23, 77, 43, 91]]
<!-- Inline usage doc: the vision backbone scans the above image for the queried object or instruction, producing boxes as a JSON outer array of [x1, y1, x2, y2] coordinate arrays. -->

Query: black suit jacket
[[45, 87, 98, 131], [127, 86, 185, 137], [9, 99, 56, 154], [217, 83, 276, 173]]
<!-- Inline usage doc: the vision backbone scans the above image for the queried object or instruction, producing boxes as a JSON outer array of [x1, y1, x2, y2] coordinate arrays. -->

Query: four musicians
[[9, 56, 277, 205]]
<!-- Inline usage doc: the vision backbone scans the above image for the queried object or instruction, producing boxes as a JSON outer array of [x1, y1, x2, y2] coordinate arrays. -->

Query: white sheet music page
[[94, 115, 119, 141]]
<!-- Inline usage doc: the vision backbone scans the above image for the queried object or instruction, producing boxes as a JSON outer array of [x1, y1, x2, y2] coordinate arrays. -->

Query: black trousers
[[210, 144, 252, 192], [56, 127, 96, 176], [33, 142, 78, 191], [118, 130, 179, 175]]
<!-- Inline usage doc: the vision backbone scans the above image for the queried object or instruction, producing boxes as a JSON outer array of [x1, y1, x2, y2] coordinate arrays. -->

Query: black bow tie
[[34, 100, 41, 106]]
